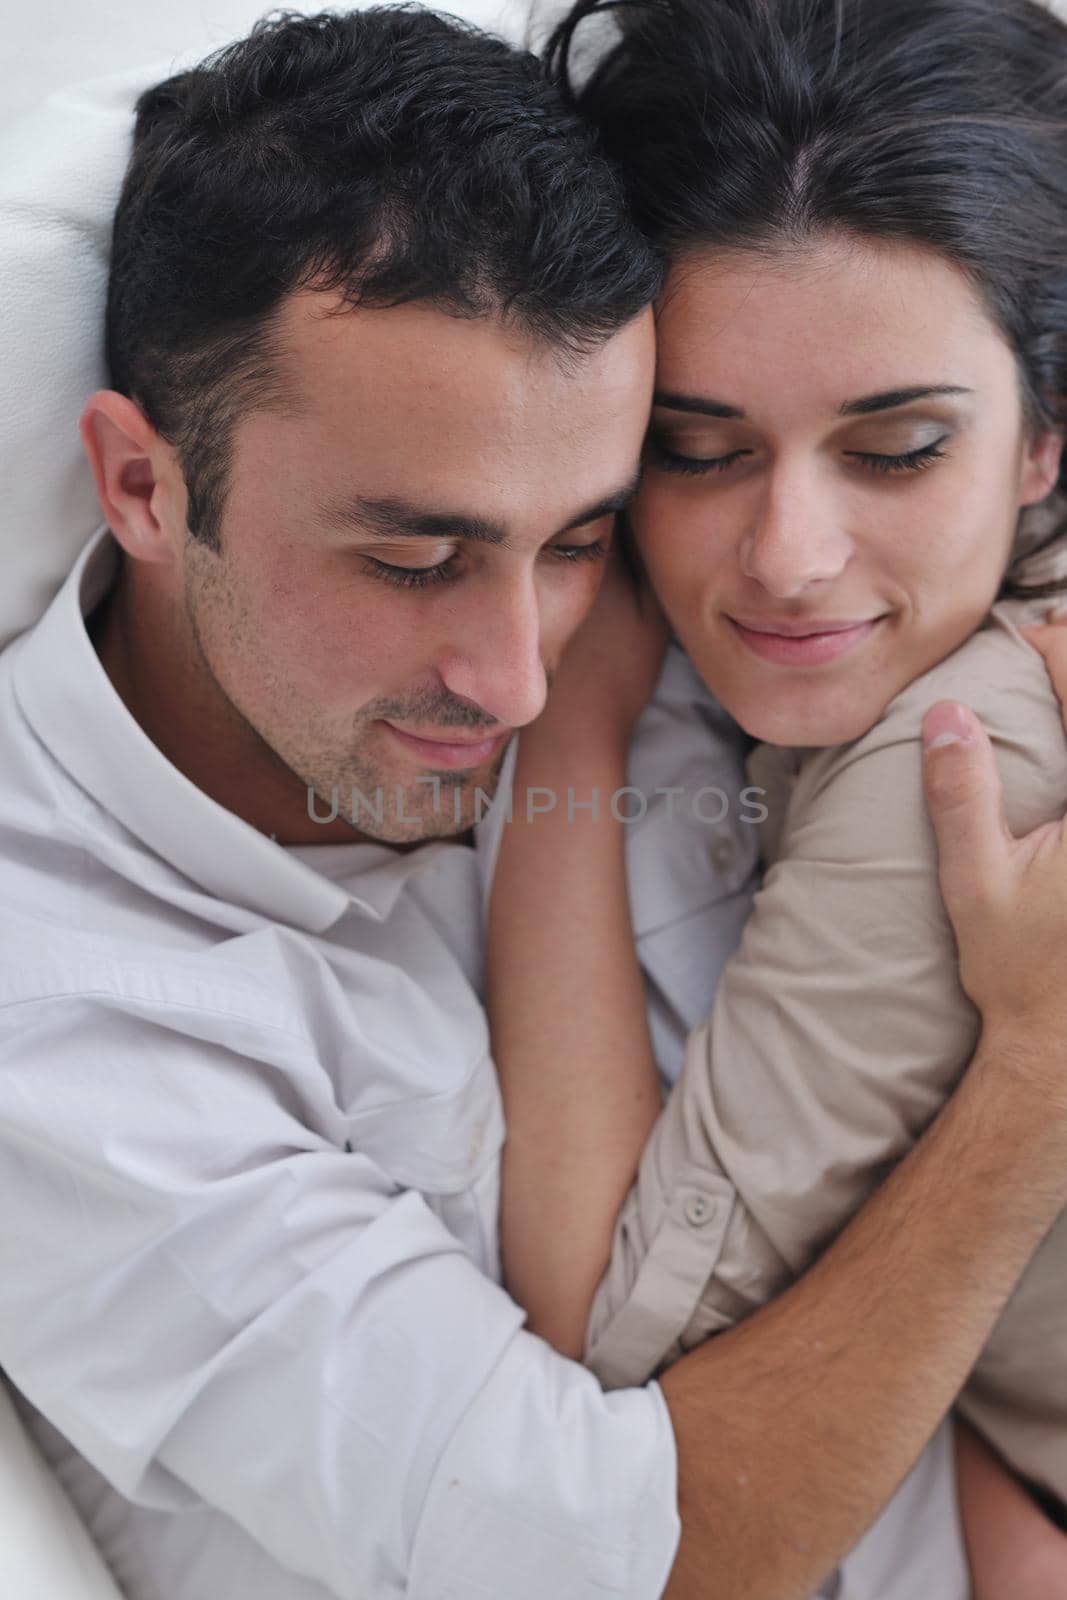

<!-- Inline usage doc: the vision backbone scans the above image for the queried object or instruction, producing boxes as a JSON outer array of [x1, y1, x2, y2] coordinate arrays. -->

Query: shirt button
[[684, 1193, 715, 1227], [709, 835, 736, 873]]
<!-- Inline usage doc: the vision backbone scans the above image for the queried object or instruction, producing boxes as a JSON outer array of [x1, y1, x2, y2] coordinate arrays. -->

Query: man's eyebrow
[[324, 496, 509, 545], [837, 385, 973, 417], [559, 474, 642, 534], [652, 385, 974, 420], [319, 476, 642, 546]]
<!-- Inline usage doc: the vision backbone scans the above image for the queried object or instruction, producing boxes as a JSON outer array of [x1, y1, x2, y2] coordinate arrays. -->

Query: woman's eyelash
[[645, 441, 749, 476], [363, 539, 610, 590], [646, 436, 951, 477], [847, 438, 950, 473]]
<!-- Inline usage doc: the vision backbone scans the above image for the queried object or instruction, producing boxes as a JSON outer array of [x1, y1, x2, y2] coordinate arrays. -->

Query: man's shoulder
[[0, 679, 305, 1036], [0, 910, 313, 1044], [0, 640, 299, 1030]]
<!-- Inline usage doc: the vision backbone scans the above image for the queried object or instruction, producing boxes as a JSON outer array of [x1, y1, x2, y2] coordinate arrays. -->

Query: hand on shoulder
[[921, 685, 1067, 1086]]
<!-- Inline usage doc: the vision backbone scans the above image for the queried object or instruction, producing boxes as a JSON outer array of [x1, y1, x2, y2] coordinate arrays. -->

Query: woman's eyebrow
[[837, 385, 973, 417], [652, 391, 744, 418], [651, 385, 973, 420]]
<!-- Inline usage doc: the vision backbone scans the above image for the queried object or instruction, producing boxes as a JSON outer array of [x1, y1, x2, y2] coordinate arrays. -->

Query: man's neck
[[87, 558, 381, 848]]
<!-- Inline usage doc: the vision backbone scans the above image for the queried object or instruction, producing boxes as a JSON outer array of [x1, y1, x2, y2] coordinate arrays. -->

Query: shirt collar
[[285, 834, 478, 923], [11, 526, 460, 933]]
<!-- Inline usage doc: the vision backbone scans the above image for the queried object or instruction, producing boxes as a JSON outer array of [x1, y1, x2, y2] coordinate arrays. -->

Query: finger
[[922, 701, 1009, 912], [1020, 621, 1067, 722]]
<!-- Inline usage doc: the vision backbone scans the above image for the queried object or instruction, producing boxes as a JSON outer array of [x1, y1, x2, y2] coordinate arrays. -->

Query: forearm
[[660, 1027, 1067, 1600], [488, 735, 661, 1358], [956, 1419, 1067, 1599]]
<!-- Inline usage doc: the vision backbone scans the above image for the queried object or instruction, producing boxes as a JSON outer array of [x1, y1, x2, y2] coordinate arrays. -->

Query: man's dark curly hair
[[106, 5, 663, 551]]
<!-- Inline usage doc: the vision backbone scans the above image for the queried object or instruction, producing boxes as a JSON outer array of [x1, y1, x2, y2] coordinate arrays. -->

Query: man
[[1, 9, 1067, 1599]]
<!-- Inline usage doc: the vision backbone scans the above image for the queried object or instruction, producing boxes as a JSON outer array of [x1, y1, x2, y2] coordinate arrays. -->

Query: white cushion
[[0, 61, 169, 650]]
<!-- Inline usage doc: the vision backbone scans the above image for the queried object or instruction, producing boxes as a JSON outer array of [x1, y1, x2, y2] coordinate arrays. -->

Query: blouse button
[[684, 1193, 714, 1227]]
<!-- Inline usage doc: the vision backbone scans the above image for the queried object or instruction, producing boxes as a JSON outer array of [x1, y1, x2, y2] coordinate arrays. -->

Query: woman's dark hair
[[107, 5, 662, 550], [547, 0, 1067, 599]]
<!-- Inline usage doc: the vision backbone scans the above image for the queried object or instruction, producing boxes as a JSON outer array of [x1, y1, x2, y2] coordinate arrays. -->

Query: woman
[[489, 0, 1067, 1591]]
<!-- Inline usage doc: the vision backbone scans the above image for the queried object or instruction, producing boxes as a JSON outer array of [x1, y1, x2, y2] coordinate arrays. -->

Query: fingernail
[[923, 702, 975, 750]]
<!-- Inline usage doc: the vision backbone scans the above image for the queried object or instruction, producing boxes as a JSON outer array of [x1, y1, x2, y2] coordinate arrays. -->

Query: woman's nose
[[739, 472, 853, 597]]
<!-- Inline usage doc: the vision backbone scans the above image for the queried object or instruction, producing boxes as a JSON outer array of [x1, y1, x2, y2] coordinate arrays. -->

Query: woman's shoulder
[[879, 602, 1061, 766], [794, 602, 1067, 841], [889, 600, 1053, 726]]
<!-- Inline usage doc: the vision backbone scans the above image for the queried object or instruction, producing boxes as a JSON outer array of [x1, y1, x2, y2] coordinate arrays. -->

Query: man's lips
[[381, 721, 509, 769], [726, 614, 886, 666]]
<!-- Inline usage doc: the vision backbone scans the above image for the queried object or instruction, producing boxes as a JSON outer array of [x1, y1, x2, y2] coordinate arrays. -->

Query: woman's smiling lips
[[381, 721, 509, 768], [726, 614, 886, 666]]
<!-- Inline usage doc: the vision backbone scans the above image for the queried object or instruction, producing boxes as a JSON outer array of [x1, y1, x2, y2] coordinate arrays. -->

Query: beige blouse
[[585, 598, 1067, 1503]]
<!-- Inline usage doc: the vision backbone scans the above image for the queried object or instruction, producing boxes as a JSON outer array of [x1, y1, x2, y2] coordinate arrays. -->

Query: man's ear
[[1020, 425, 1065, 508], [79, 391, 180, 564]]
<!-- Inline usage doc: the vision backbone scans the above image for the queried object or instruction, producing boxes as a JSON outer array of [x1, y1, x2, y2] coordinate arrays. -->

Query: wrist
[[519, 708, 631, 767], [972, 1020, 1067, 1103], [960, 1029, 1067, 1204], [514, 724, 629, 797]]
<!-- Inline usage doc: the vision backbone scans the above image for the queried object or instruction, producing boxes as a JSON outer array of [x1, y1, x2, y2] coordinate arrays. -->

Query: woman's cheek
[[651, 509, 734, 611]]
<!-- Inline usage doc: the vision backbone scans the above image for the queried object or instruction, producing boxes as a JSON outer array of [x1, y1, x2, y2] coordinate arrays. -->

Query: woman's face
[[634, 234, 1063, 746]]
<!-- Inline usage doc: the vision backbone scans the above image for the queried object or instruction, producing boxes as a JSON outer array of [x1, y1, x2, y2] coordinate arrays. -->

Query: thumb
[[922, 701, 1009, 913]]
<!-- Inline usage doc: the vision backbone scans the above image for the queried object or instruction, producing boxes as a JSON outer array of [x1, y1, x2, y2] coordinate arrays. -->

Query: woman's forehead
[[652, 235, 1014, 417]]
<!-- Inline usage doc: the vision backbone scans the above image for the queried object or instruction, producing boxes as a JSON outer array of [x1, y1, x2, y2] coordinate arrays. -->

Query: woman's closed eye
[[645, 438, 752, 476], [844, 436, 951, 474], [645, 432, 952, 478]]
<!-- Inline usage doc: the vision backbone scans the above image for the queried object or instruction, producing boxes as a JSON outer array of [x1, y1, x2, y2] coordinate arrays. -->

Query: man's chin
[[339, 756, 508, 845]]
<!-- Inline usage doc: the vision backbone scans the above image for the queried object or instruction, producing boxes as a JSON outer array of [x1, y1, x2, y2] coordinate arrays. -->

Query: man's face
[[169, 291, 654, 842]]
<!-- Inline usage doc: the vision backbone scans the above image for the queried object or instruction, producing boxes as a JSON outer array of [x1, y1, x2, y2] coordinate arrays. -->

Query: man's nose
[[437, 572, 548, 731], [739, 466, 853, 598]]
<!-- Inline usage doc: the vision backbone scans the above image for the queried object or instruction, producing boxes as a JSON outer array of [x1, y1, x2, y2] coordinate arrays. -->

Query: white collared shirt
[[0, 527, 759, 1600]]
